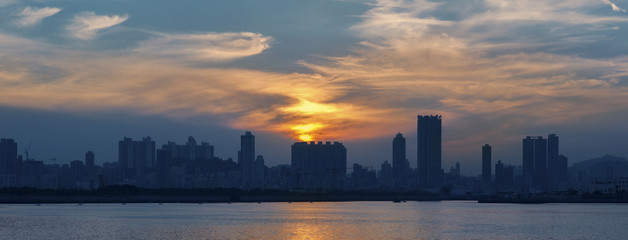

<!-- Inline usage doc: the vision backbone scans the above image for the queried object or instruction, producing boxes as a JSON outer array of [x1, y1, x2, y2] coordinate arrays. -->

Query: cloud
[[15, 6, 61, 27], [2, 0, 628, 166], [135, 32, 273, 62], [67, 12, 128, 40], [603, 0, 627, 12], [300, 0, 628, 158]]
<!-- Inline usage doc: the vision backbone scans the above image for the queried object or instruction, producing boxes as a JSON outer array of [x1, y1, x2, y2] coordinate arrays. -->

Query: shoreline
[[2, 195, 627, 204], [0, 195, 472, 204]]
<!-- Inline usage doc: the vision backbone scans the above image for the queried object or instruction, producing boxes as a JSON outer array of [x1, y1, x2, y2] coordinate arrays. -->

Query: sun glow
[[291, 123, 324, 142], [282, 98, 339, 115]]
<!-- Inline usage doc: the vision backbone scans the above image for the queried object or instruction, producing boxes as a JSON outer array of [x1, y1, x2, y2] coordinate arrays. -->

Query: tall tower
[[547, 134, 559, 189], [392, 132, 407, 187], [240, 131, 255, 188], [482, 144, 492, 183], [522, 136, 548, 189], [534, 137, 547, 189], [417, 115, 442, 187]]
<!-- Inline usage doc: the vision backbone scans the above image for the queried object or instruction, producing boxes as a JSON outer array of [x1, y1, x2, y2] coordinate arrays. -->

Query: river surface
[[0, 201, 627, 239]]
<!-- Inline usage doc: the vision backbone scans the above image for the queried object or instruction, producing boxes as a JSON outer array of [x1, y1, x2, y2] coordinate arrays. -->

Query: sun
[[291, 123, 324, 142], [298, 134, 315, 142]]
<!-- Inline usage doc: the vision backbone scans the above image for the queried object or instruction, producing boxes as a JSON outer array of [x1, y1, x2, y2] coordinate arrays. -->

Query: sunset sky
[[2, 0, 628, 175]]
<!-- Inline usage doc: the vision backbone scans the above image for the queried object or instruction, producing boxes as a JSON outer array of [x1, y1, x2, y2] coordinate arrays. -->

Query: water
[[1, 201, 627, 239]]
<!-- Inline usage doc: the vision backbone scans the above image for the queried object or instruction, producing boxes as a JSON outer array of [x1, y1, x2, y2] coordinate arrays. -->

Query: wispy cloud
[[15, 6, 61, 27], [603, 0, 627, 12], [135, 32, 273, 62], [67, 12, 128, 40]]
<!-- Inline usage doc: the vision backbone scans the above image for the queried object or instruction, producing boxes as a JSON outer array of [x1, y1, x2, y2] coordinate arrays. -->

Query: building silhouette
[[155, 136, 221, 188], [523, 135, 560, 190], [417, 115, 442, 187], [350, 163, 377, 190], [239, 131, 255, 188], [161, 137, 215, 161], [482, 144, 492, 183], [378, 160, 393, 187], [118, 137, 156, 184], [392, 132, 409, 187], [555, 155, 568, 190], [522, 136, 535, 187], [495, 160, 514, 189], [0, 138, 18, 175], [291, 141, 346, 191], [254, 155, 266, 189], [85, 151, 95, 171], [449, 162, 460, 178], [534, 136, 548, 189], [547, 134, 559, 189], [495, 160, 504, 188], [0, 138, 18, 187]]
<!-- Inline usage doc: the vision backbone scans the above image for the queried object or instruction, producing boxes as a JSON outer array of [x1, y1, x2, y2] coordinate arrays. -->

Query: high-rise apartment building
[[482, 144, 492, 182], [392, 132, 408, 187], [118, 137, 156, 179], [417, 115, 442, 187], [239, 131, 255, 188], [547, 134, 559, 189], [291, 141, 346, 190]]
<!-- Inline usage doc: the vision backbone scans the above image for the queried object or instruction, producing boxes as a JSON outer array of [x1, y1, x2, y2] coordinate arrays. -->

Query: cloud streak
[[67, 12, 128, 40], [603, 0, 627, 12], [15, 6, 61, 27], [135, 32, 273, 62]]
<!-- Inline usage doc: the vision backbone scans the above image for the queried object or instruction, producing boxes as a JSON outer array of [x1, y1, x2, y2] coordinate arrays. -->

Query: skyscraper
[[392, 132, 407, 187], [534, 137, 547, 188], [547, 134, 559, 189], [417, 115, 442, 187], [291, 141, 346, 190], [482, 144, 492, 183], [522, 136, 548, 189], [239, 131, 255, 188]]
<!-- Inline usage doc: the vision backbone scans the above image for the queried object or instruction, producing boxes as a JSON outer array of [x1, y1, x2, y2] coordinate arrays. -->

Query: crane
[[24, 142, 32, 160]]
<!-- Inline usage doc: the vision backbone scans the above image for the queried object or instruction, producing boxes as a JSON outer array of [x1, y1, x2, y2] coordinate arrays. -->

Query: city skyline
[[0, 127, 616, 192], [0, 118, 624, 176], [2, 1, 628, 175]]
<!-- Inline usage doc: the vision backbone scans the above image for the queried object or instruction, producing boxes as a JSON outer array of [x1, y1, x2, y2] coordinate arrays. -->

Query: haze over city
[[2, 0, 628, 175]]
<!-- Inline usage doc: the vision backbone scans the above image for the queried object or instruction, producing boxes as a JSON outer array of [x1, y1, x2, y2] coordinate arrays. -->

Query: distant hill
[[570, 155, 628, 179]]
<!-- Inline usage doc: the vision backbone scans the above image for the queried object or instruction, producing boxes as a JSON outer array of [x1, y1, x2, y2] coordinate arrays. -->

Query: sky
[[1, 0, 628, 175]]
